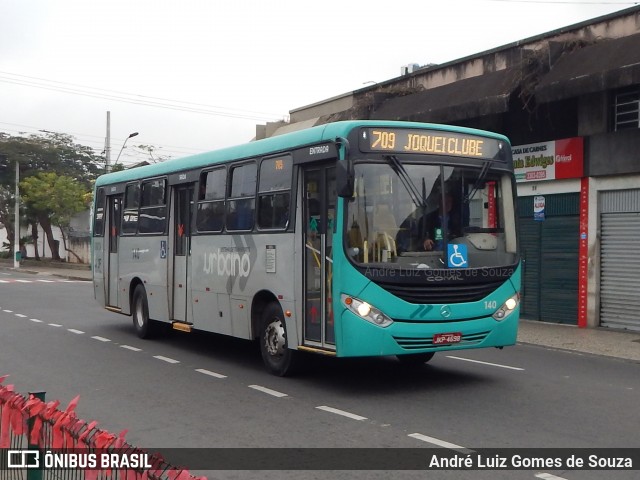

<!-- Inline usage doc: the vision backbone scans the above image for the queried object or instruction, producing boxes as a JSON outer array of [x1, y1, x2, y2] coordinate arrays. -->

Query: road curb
[[0, 264, 91, 281]]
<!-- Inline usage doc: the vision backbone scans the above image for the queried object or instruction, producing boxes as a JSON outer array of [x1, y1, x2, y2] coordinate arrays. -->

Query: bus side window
[[258, 193, 290, 229], [93, 188, 105, 236], [196, 168, 225, 232], [257, 156, 292, 230], [122, 183, 140, 234], [138, 179, 167, 234], [226, 162, 256, 232]]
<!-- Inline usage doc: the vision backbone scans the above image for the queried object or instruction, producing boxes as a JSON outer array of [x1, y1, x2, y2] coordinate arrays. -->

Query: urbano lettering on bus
[[203, 249, 251, 277]]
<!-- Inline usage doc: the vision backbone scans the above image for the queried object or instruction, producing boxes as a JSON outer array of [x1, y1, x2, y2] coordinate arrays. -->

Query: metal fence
[[0, 376, 206, 480]]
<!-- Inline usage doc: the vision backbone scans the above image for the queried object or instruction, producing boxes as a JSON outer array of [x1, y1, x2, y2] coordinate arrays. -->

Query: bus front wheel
[[396, 352, 435, 366], [132, 285, 154, 339], [260, 303, 297, 376]]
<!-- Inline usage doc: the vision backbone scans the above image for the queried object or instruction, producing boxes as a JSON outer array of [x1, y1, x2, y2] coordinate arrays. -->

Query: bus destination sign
[[359, 128, 502, 160]]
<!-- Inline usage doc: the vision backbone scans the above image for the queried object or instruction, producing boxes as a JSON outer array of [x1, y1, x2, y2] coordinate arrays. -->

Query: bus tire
[[396, 352, 435, 366], [132, 284, 154, 339], [260, 303, 296, 376]]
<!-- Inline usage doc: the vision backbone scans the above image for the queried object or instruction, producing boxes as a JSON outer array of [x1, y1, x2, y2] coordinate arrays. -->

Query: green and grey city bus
[[92, 120, 520, 376]]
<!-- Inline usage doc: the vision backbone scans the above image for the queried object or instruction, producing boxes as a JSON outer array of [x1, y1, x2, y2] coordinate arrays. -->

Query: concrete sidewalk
[[518, 319, 640, 362], [0, 258, 92, 281], [1, 258, 639, 362]]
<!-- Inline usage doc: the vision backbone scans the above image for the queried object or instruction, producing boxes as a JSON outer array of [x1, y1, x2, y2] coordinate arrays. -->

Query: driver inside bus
[[397, 192, 461, 252]]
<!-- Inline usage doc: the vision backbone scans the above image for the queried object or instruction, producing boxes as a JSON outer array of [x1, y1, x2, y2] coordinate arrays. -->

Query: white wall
[[1, 210, 92, 262], [0, 223, 65, 259]]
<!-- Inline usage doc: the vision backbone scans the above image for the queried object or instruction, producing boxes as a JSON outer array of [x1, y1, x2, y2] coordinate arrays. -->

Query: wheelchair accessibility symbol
[[447, 244, 468, 268]]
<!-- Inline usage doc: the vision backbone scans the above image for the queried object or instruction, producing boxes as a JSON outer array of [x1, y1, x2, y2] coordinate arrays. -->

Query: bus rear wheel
[[260, 303, 297, 376], [132, 284, 155, 339], [396, 352, 435, 366]]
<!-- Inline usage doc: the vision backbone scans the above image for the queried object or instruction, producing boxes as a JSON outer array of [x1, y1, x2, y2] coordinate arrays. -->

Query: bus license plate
[[433, 332, 462, 345]]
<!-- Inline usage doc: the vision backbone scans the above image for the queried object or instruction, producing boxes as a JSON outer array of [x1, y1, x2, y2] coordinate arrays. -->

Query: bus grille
[[377, 280, 505, 304], [394, 331, 490, 350]]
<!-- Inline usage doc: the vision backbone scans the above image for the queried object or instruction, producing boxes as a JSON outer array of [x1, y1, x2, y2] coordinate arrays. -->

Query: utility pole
[[14, 160, 20, 268], [105, 111, 111, 173]]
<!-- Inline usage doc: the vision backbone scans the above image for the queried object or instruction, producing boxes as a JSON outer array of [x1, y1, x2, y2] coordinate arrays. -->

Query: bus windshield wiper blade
[[465, 157, 495, 204], [384, 155, 426, 208]]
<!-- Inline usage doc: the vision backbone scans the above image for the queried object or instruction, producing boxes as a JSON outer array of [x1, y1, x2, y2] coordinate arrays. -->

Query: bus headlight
[[492, 293, 520, 321], [342, 294, 393, 328]]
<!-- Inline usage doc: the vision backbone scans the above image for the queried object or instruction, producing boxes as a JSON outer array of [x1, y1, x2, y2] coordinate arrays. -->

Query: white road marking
[[535, 474, 568, 480], [3, 310, 13, 313], [446, 356, 524, 371], [153, 355, 180, 364], [68, 329, 84, 335], [195, 368, 226, 379], [315, 406, 367, 421], [408, 433, 470, 451], [15, 280, 32, 283], [15, 314, 27, 318], [30, 318, 42, 323], [48, 323, 62, 327], [0, 280, 9, 283], [248, 385, 288, 397], [120, 345, 142, 352], [37, 279, 55, 283], [91, 336, 111, 342]]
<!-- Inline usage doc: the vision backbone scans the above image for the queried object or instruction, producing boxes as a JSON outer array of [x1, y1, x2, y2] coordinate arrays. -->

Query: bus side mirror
[[336, 159, 354, 198]]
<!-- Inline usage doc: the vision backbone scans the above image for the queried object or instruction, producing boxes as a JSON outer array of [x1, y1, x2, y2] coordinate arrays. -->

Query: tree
[[0, 131, 102, 259], [0, 131, 101, 184], [134, 144, 172, 163], [0, 158, 28, 257], [20, 173, 90, 261], [0, 185, 15, 254]]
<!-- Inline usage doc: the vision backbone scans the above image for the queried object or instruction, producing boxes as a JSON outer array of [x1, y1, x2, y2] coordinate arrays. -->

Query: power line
[[0, 70, 286, 122], [479, 0, 636, 4], [0, 120, 205, 153], [0, 120, 205, 162]]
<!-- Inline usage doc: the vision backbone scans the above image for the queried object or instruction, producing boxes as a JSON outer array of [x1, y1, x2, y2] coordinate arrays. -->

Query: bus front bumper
[[336, 308, 520, 358]]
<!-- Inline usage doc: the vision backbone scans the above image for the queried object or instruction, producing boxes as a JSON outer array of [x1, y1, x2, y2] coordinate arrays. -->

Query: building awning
[[371, 68, 519, 122], [536, 33, 640, 103]]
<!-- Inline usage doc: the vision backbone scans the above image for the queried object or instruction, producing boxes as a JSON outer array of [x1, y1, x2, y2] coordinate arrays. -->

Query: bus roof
[[95, 120, 511, 187]]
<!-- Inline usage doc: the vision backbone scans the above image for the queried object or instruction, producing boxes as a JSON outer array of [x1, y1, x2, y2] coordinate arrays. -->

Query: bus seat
[[374, 204, 399, 237]]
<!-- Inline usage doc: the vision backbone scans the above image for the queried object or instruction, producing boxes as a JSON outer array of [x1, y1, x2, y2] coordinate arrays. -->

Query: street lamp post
[[113, 132, 139, 169], [14, 160, 20, 268]]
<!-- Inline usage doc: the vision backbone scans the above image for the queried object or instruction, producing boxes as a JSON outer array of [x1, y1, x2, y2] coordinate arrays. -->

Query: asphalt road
[[0, 269, 638, 480]]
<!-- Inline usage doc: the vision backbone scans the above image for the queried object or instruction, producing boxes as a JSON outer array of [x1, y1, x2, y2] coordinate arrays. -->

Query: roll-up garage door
[[599, 189, 640, 331], [518, 193, 579, 324]]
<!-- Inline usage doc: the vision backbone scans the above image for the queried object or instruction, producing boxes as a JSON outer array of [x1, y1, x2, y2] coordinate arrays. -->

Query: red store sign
[[513, 137, 584, 182]]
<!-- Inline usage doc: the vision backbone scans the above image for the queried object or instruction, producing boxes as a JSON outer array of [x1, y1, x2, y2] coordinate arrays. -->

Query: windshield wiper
[[384, 155, 427, 208], [465, 157, 496, 204]]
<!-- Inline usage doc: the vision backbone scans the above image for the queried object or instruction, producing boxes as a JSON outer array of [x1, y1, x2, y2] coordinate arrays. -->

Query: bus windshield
[[345, 159, 517, 270]]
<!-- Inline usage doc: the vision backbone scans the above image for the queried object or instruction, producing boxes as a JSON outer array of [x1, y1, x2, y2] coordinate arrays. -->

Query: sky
[[0, 0, 636, 168]]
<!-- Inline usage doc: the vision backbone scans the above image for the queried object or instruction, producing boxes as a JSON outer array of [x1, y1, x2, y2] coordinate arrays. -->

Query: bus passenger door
[[303, 164, 336, 348], [172, 184, 194, 322], [106, 195, 122, 307]]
